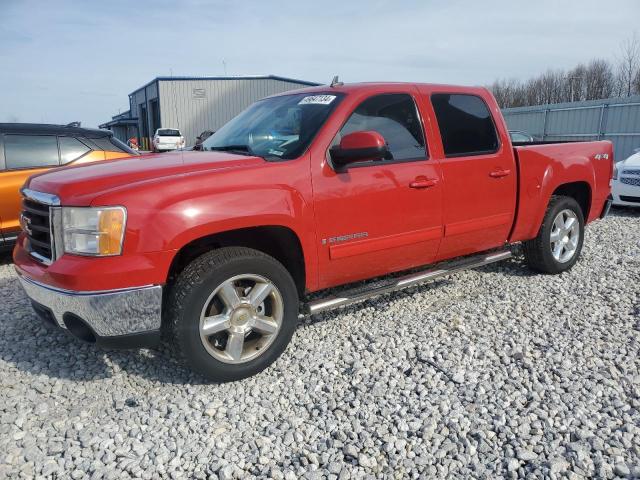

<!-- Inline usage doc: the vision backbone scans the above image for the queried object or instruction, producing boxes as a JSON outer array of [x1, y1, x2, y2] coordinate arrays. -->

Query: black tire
[[523, 195, 585, 274], [164, 247, 299, 382]]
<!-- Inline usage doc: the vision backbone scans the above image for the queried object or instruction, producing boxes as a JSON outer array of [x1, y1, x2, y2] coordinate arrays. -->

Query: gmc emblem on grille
[[20, 213, 32, 236]]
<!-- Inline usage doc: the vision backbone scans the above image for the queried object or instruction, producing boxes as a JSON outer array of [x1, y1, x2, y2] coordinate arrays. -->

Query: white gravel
[[1, 208, 639, 479]]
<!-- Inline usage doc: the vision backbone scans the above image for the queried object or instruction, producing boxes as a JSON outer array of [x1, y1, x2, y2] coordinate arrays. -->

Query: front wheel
[[523, 195, 585, 274], [165, 247, 299, 381]]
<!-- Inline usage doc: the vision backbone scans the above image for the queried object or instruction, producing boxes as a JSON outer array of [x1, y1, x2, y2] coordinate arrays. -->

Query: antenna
[[330, 75, 343, 87], [170, 68, 180, 130]]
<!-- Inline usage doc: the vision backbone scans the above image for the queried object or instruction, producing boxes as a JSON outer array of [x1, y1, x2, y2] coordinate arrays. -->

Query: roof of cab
[[0, 123, 113, 138], [267, 81, 489, 98]]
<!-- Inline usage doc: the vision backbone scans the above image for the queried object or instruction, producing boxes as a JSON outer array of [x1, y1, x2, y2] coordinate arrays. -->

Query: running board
[[304, 249, 512, 315]]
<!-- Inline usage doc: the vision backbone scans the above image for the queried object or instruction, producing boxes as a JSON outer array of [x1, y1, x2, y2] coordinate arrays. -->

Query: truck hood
[[622, 152, 640, 168], [27, 151, 265, 205]]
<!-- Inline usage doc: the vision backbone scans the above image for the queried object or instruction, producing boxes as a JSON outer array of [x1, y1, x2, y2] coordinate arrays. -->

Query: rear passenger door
[[0, 134, 60, 237], [429, 92, 517, 260]]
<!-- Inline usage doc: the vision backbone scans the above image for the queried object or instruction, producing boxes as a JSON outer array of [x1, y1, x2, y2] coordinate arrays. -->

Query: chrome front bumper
[[17, 271, 162, 339]]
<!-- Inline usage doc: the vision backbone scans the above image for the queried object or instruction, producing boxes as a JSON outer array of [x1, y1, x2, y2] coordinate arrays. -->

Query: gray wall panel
[[503, 96, 640, 161]]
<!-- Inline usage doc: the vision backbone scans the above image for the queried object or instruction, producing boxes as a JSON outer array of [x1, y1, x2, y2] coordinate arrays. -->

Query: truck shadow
[[610, 205, 640, 218], [0, 238, 588, 384], [0, 276, 209, 384], [302, 256, 535, 328], [0, 251, 13, 266]]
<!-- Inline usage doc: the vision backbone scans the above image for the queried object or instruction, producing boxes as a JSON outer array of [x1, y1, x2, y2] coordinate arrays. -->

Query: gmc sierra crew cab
[[14, 82, 613, 381]]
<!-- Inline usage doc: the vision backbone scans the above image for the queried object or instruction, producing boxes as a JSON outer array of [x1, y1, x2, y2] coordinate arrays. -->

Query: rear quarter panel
[[509, 141, 613, 243]]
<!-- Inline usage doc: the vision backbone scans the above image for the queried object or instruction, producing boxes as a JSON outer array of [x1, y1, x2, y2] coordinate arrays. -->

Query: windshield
[[158, 129, 181, 136], [202, 92, 344, 160]]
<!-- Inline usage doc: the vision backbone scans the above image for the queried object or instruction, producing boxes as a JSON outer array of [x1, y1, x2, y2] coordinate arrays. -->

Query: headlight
[[613, 162, 619, 180], [62, 206, 126, 256]]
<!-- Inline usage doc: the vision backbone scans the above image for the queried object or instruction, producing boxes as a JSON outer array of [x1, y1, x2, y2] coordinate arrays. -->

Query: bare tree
[[489, 79, 511, 108], [616, 32, 640, 96], [566, 64, 587, 102], [489, 33, 639, 107], [584, 59, 614, 100], [490, 78, 527, 108]]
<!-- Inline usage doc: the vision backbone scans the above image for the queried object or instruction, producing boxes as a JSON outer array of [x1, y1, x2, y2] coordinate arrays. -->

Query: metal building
[[98, 110, 138, 144], [502, 96, 640, 162], [102, 75, 319, 150]]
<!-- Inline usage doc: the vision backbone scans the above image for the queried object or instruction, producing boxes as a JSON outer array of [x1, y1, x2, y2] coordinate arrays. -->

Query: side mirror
[[329, 131, 389, 169]]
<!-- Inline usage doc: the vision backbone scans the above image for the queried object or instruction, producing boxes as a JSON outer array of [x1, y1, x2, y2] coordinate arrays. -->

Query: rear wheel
[[523, 195, 584, 274], [165, 247, 299, 381]]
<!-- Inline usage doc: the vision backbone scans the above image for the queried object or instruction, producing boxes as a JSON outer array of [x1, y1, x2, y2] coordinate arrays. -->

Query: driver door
[[311, 91, 444, 288]]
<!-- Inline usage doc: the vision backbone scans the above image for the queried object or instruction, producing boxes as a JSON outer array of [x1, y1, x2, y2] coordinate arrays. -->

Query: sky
[[0, 0, 638, 127]]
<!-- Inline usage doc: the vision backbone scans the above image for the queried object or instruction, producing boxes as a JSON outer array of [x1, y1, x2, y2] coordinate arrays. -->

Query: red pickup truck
[[14, 83, 613, 381]]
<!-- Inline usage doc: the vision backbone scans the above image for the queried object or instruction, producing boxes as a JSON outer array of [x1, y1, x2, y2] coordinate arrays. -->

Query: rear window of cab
[[157, 129, 181, 136]]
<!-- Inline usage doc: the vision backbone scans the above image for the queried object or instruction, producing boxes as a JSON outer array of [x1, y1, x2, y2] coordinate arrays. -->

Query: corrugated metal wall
[[502, 96, 640, 162], [158, 78, 313, 147]]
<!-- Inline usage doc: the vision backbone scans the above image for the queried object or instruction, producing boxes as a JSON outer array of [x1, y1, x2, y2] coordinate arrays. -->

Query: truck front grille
[[21, 198, 53, 263], [620, 195, 640, 203], [620, 177, 640, 187], [622, 169, 640, 176]]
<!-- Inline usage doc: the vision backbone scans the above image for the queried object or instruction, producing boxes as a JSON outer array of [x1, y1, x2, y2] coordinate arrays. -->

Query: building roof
[[99, 110, 138, 129], [129, 74, 321, 96], [99, 118, 138, 129], [0, 123, 113, 138]]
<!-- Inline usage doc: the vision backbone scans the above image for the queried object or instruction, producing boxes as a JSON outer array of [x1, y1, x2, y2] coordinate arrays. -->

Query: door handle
[[489, 169, 511, 178], [409, 178, 438, 189]]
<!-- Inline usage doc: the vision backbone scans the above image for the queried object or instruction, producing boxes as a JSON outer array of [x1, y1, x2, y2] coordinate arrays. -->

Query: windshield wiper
[[207, 145, 254, 155]]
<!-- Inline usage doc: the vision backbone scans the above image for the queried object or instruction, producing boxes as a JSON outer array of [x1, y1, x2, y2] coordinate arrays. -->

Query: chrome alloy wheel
[[199, 274, 284, 364], [550, 209, 580, 263]]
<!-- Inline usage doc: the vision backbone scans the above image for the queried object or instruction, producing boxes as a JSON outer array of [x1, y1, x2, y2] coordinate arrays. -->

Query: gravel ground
[[0, 208, 639, 479]]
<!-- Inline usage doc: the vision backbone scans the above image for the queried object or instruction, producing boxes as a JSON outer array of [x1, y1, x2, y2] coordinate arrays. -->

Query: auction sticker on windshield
[[298, 95, 336, 105]]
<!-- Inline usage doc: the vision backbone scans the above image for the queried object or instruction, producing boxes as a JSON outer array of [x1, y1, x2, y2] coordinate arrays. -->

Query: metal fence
[[502, 96, 640, 162]]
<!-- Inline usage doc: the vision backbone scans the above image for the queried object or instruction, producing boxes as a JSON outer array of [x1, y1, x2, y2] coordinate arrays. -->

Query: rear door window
[[59, 136, 91, 164], [431, 94, 499, 157], [4, 134, 60, 169]]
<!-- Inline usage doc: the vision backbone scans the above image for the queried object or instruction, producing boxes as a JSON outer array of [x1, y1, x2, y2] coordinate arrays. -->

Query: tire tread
[[162, 247, 279, 373], [523, 195, 584, 274]]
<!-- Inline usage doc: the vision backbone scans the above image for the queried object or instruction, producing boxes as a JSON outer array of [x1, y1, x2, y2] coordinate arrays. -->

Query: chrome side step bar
[[304, 249, 512, 315]]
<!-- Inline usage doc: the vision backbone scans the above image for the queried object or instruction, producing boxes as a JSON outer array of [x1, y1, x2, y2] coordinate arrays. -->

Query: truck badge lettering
[[321, 232, 368, 245]]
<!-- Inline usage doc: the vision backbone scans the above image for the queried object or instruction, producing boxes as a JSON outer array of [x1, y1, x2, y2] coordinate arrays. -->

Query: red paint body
[[14, 83, 613, 294]]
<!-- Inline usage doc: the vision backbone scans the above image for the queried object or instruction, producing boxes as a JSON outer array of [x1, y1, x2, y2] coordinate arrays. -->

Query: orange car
[[0, 124, 137, 250]]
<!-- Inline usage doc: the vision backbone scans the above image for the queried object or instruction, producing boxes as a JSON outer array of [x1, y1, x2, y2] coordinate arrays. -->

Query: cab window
[[431, 93, 499, 157], [336, 93, 427, 162], [4, 134, 60, 169]]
